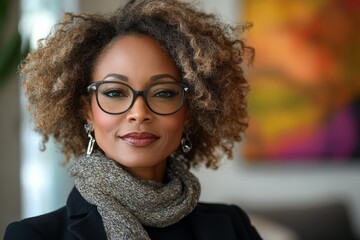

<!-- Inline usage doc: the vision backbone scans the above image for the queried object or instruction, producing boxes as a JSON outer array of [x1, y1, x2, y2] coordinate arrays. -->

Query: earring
[[181, 131, 192, 153], [84, 123, 95, 155]]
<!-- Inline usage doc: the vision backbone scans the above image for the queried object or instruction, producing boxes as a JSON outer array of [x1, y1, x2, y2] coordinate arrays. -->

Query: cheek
[[91, 99, 117, 136], [162, 110, 187, 141]]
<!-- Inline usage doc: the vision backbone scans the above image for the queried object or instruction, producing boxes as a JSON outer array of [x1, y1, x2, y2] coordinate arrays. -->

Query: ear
[[84, 100, 94, 125]]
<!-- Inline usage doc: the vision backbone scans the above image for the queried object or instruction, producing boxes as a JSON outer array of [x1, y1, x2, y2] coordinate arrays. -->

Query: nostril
[[126, 96, 154, 123], [128, 116, 151, 124]]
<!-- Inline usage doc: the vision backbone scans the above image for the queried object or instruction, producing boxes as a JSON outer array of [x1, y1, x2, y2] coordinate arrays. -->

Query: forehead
[[92, 35, 181, 81]]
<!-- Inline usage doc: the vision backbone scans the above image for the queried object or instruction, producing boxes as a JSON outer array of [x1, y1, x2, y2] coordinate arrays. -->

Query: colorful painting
[[241, 0, 360, 162]]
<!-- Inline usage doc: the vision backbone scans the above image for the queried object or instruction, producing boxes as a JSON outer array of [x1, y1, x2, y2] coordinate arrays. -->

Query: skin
[[86, 35, 187, 182]]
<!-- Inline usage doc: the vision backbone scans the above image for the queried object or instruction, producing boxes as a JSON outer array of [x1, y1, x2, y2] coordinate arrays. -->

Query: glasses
[[87, 81, 188, 115]]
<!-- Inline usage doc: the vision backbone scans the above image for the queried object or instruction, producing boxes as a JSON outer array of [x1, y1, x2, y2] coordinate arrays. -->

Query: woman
[[5, 0, 260, 239]]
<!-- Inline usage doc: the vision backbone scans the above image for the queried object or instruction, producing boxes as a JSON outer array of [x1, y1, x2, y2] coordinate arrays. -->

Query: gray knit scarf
[[69, 151, 201, 240]]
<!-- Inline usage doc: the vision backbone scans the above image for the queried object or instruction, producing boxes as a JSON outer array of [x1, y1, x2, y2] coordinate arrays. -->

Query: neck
[[124, 161, 167, 182]]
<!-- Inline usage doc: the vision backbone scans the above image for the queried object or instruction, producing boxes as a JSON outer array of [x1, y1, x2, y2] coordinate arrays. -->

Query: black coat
[[4, 188, 262, 240]]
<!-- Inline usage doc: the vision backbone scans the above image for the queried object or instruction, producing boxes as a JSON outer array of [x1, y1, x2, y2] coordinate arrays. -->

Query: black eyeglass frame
[[87, 81, 189, 115]]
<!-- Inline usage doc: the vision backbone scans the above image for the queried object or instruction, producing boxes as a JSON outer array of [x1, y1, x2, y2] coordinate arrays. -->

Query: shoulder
[[197, 202, 247, 214], [193, 202, 263, 239], [4, 207, 68, 240], [195, 202, 252, 222]]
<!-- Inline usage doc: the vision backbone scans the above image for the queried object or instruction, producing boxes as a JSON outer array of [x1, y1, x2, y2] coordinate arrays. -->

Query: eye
[[101, 89, 128, 98], [152, 89, 179, 98]]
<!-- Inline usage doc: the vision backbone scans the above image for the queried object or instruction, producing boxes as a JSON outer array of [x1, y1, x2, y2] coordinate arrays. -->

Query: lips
[[120, 132, 159, 147]]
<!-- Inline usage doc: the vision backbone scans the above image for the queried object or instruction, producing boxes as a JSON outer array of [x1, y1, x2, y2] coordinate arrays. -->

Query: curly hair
[[20, 0, 254, 169]]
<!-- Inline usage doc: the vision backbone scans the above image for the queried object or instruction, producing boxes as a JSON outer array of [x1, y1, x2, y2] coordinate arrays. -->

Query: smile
[[120, 132, 159, 147]]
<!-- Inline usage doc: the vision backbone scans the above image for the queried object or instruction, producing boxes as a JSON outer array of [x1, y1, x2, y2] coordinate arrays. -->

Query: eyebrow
[[150, 74, 179, 82], [103, 73, 129, 81], [103, 73, 179, 82]]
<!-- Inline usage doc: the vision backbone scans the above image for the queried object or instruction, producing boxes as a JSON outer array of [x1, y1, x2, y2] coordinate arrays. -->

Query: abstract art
[[241, 0, 360, 162]]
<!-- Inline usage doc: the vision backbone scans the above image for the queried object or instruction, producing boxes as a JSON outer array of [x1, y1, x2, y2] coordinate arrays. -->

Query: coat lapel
[[66, 188, 107, 240]]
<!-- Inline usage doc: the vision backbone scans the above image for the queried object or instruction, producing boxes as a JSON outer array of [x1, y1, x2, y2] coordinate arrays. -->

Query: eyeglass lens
[[96, 82, 185, 115]]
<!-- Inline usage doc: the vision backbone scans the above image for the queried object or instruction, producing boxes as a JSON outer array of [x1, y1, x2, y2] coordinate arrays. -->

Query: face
[[87, 35, 187, 181]]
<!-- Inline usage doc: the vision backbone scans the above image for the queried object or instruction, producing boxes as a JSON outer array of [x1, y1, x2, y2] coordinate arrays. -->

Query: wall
[[0, 73, 20, 236], [79, 0, 126, 13], [0, 0, 21, 236], [192, 147, 360, 237]]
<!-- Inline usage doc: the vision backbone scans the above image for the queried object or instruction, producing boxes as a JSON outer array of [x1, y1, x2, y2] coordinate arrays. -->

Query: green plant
[[0, 0, 27, 90]]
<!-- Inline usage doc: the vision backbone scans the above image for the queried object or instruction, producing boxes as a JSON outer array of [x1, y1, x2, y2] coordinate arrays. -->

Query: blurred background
[[1, 0, 359, 239]]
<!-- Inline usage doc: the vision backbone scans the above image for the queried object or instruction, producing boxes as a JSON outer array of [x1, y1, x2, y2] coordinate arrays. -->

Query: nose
[[126, 96, 153, 124]]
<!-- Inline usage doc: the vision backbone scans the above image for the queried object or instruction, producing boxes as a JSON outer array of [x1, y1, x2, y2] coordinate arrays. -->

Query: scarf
[[69, 151, 201, 240]]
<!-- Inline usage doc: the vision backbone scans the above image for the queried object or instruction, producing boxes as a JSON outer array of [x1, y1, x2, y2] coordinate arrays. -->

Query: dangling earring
[[181, 131, 192, 153], [84, 123, 95, 155]]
